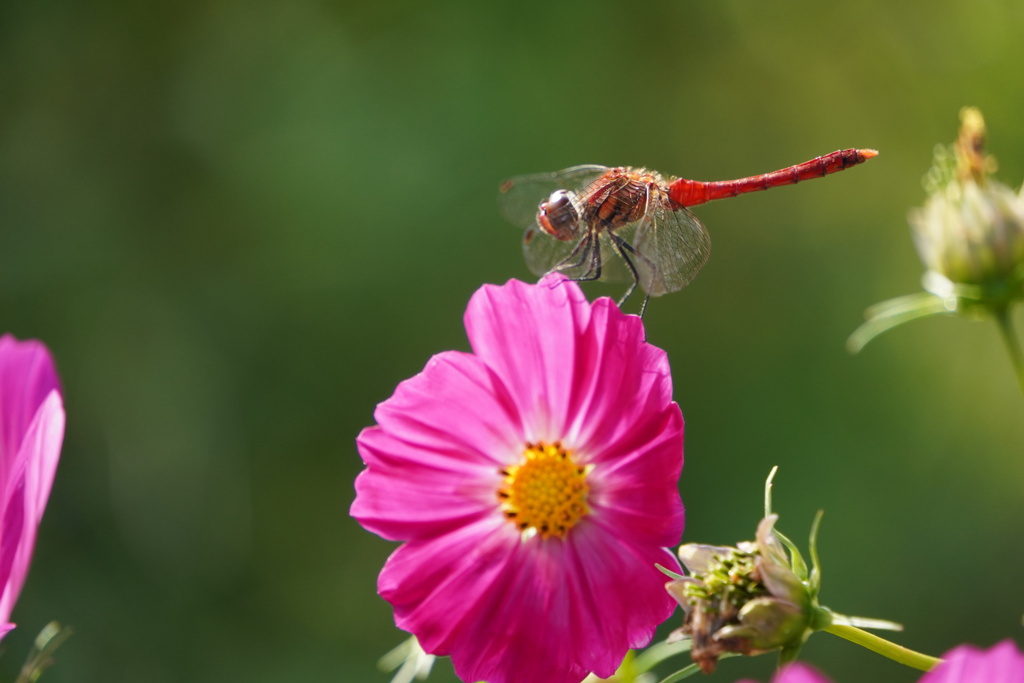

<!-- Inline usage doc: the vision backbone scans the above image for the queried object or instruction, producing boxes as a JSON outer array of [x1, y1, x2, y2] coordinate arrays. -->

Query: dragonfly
[[498, 148, 878, 314]]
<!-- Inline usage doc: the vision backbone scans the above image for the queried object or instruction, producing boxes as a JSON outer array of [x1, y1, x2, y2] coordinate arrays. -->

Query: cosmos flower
[[0, 335, 65, 639], [351, 276, 685, 683], [737, 640, 1024, 683]]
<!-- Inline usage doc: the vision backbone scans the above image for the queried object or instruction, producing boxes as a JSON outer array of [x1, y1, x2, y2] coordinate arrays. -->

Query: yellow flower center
[[497, 441, 591, 540]]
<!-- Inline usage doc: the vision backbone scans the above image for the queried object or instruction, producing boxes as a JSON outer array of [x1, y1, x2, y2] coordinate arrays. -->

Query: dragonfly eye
[[538, 190, 580, 241]]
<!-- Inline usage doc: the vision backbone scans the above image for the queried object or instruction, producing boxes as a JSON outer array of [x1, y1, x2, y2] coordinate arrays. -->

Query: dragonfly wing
[[632, 202, 711, 296], [595, 226, 639, 284], [522, 227, 583, 277], [498, 165, 608, 229]]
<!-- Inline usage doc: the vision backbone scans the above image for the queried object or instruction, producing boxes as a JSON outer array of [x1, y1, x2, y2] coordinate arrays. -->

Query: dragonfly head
[[537, 190, 581, 241]]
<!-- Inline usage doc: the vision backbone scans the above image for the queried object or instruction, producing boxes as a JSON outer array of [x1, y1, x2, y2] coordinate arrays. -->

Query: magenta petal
[[775, 662, 835, 683], [0, 479, 26, 620], [921, 640, 1024, 683], [0, 390, 64, 630], [19, 392, 65, 525], [0, 337, 64, 638], [352, 351, 524, 542], [382, 520, 680, 683], [372, 351, 524, 468], [0, 336, 61, 483], [587, 396, 684, 548], [353, 428, 500, 542], [562, 522, 682, 652], [464, 277, 592, 442], [753, 662, 835, 683], [561, 297, 672, 450], [735, 663, 834, 683]]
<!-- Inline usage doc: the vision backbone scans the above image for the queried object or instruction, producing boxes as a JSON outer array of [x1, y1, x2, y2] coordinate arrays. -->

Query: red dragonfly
[[498, 148, 878, 313]]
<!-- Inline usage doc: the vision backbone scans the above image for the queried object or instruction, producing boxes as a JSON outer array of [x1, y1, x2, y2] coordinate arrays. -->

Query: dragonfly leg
[[606, 233, 655, 319], [606, 232, 640, 305], [610, 234, 656, 316], [583, 231, 602, 282], [552, 230, 604, 282], [556, 233, 593, 272], [637, 295, 650, 318]]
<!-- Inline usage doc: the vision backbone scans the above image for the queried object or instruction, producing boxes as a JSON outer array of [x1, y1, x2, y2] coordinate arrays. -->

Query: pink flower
[[737, 640, 1024, 683], [920, 641, 1024, 683], [0, 335, 65, 639], [352, 277, 685, 683], [743, 662, 831, 683]]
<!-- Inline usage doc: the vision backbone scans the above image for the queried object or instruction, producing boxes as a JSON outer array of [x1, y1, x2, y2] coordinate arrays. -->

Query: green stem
[[824, 624, 942, 672], [994, 307, 1024, 394], [16, 622, 73, 683], [631, 639, 692, 674]]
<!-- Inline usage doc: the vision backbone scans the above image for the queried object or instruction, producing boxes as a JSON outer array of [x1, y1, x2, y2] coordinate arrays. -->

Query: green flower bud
[[849, 108, 1024, 385], [910, 108, 1024, 301]]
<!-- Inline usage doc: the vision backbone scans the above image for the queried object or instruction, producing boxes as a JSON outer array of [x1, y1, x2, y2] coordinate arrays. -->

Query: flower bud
[[849, 108, 1024, 365], [666, 516, 814, 674], [910, 107, 1024, 303]]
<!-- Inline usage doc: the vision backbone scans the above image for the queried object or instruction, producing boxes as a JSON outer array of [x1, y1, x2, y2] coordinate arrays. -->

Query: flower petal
[[0, 478, 25, 629], [735, 663, 834, 683], [381, 518, 680, 683], [0, 336, 61, 479], [774, 662, 834, 683], [0, 389, 64, 630], [371, 351, 524, 468], [353, 427, 500, 542], [352, 351, 521, 542], [921, 640, 1024, 683], [464, 276, 592, 442], [560, 297, 674, 452], [563, 521, 682, 652], [587, 407, 685, 548]]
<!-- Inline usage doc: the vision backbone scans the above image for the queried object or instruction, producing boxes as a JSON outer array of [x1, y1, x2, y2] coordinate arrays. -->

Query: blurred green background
[[2, 0, 1023, 681]]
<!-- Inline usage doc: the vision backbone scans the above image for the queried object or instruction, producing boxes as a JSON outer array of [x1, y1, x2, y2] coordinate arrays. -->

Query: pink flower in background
[[920, 641, 1024, 683], [741, 662, 831, 683], [352, 277, 685, 683], [0, 335, 65, 639], [738, 640, 1024, 683], [736, 662, 836, 683]]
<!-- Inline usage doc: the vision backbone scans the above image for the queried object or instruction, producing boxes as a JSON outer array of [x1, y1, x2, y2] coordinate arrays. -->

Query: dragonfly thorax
[[538, 190, 582, 241], [587, 170, 656, 230]]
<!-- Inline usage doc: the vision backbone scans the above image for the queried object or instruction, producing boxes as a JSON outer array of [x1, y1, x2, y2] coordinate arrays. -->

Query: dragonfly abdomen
[[668, 148, 878, 207]]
